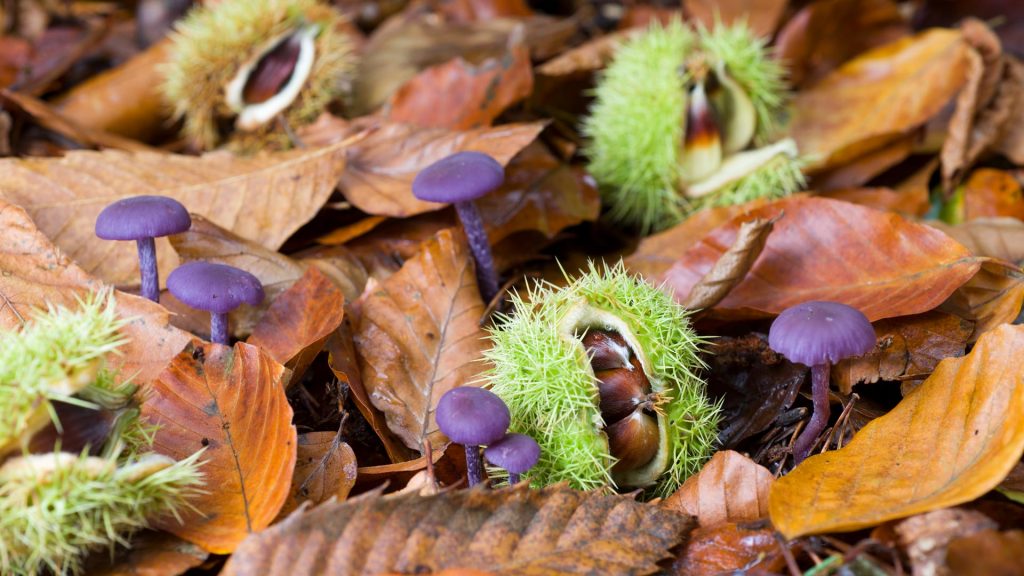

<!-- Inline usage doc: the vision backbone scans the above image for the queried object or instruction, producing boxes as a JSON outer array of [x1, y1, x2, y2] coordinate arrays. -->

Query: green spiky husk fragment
[[0, 292, 204, 576], [486, 262, 720, 496], [162, 0, 354, 150], [583, 19, 801, 233]]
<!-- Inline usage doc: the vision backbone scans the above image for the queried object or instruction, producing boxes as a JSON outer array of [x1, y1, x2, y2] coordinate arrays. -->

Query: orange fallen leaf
[[144, 341, 296, 554], [788, 28, 972, 171], [928, 217, 1024, 264], [962, 168, 1024, 221], [278, 431, 358, 519], [668, 521, 789, 576], [353, 229, 489, 451], [683, 0, 787, 38], [938, 258, 1024, 340], [0, 199, 189, 384], [663, 451, 774, 527], [221, 485, 694, 576], [248, 267, 346, 381], [337, 120, 545, 218], [0, 139, 352, 287], [946, 529, 1024, 575], [660, 196, 980, 321], [769, 323, 1024, 539], [83, 532, 208, 576]]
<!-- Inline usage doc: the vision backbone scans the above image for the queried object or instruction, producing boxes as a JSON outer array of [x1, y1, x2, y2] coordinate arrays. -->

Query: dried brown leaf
[[896, 509, 998, 576], [83, 532, 208, 576], [938, 258, 1024, 341], [278, 431, 358, 519], [143, 341, 296, 553], [683, 0, 786, 38], [992, 56, 1024, 164], [337, 120, 545, 218], [663, 451, 773, 528], [962, 168, 1024, 221], [928, 218, 1024, 265], [353, 228, 489, 451], [769, 324, 1024, 538], [946, 529, 1024, 576], [221, 484, 695, 576], [536, 29, 638, 77], [681, 216, 775, 311], [669, 521, 788, 576], [0, 140, 351, 287]]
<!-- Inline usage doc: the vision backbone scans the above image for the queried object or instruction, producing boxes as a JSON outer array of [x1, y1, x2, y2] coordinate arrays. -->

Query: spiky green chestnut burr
[[162, 0, 354, 150], [583, 19, 805, 233], [485, 262, 720, 496]]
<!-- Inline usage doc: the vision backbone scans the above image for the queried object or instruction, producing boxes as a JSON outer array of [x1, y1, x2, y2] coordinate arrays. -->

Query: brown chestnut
[[607, 407, 660, 473], [582, 329, 632, 371]]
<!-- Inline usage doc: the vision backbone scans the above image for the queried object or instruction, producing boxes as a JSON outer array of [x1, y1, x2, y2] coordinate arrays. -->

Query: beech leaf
[[681, 216, 775, 311], [143, 341, 297, 554], [220, 484, 695, 576], [769, 323, 1024, 539], [278, 431, 358, 519], [0, 139, 352, 286], [353, 228, 490, 451], [669, 521, 789, 576], [663, 450, 773, 528], [657, 196, 980, 322]]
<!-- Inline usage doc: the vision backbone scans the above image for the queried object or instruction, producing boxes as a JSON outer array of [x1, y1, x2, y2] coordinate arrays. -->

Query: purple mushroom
[[412, 152, 504, 303], [768, 301, 876, 464], [485, 433, 540, 485], [435, 386, 510, 487], [166, 262, 264, 345], [95, 195, 191, 302]]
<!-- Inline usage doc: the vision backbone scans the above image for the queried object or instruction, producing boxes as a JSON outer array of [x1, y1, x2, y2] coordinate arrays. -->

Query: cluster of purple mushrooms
[[95, 195, 264, 345], [435, 387, 540, 486], [94, 150, 878, 473]]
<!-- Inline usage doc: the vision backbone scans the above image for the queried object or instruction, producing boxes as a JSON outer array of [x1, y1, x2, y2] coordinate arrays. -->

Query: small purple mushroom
[[95, 195, 191, 302], [435, 386, 510, 487], [485, 433, 540, 485], [166, 262, 264, 345], [769, 301, 876, 464], [412, 152, 504, 303]]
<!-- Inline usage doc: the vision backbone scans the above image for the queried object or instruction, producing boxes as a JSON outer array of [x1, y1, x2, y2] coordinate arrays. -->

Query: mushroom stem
[[135, 237, 159, 302], [508, 472, 521, 485], [210, 312, 229, 345], [464, 444, 484, 487], [793, 362, 831, 464], [454, 201, 499, 303]]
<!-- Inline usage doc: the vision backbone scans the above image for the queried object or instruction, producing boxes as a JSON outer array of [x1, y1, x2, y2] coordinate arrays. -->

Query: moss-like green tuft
[[486, 261, 719, 495]]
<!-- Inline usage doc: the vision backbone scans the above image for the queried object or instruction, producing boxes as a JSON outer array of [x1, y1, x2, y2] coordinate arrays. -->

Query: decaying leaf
[[929, 218, 1024, 265], [938, 258, 1024, 340], [683, 0, 787, 38], [663, 451, 774, 527], [82, 531, 208, 576], [0, 199, 190, 384], [248, 267, 346, 381], [946, 529, 1024, 576], [337, 120, 546, 218], [353, 229, 490, 451], [221, 484, 695, 576], [895, 508, 998, 576], [681, 216, 775, 311], [961, 168, 1024, 221], [0, 138, 352, 287], [788, 28, 972, 171], [668, 520, 789, 576], [660, 196, 980, 321], [143, 341, 296, 554], [769, 323, 1024, 539], [278, 431, 358, 519]]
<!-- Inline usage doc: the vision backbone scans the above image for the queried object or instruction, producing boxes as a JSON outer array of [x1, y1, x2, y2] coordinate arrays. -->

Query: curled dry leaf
[[143, 340, 296, 554], [337, 120, 546, 218], [788, 28, 972, 172], [831, 311, 972, 394], [0, 199, 189, 384], [660, 196, 980, 322], [937, 258, 1024, 341], [278, 431, 358, 519], [0, 139, 351, 287], [536, 29, 638, 78], [775, 0, 909, 88], [220, 484, 695, 576], [668, 520, 789, 576], [386, 26, 533, 130], [663, 450, 774, 528], [353, 228, 490, 451], [248, 266, 346, 381], [354, 441, 467, 492], [681, 216, 775, 311], [769, 323, 1024, 539], [946, 529, 1024, 576]]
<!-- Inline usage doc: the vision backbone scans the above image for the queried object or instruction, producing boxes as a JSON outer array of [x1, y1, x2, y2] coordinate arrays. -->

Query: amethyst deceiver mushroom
[[412, 151, 504, 303], [768, 301, 875, 464], [95, 195, 191, 302], [435, 386, 510, 487], [485, 433, 540, 485], [166, 262, 264, 345]]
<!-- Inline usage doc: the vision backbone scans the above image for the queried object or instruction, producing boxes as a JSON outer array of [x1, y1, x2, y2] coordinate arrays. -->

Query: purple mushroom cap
[[435, 387, 510, 446], [95, 195, 191, 240], [768, 301, 875, 366], [412, 151, 505, 204], [485, 433, 540, 474], [166, 262, 265, 314]]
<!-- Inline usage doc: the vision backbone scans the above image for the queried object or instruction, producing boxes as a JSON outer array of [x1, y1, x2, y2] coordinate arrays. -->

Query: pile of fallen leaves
[[0, 0, 1023, 574]]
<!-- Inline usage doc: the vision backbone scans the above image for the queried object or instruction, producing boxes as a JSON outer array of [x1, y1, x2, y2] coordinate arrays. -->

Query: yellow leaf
[[769, 323, 1024, 538]]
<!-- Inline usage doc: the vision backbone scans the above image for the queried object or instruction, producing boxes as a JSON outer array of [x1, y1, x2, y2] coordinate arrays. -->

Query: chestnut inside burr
[[582, 328, 661, 472], [242, 32, 304, 105]]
